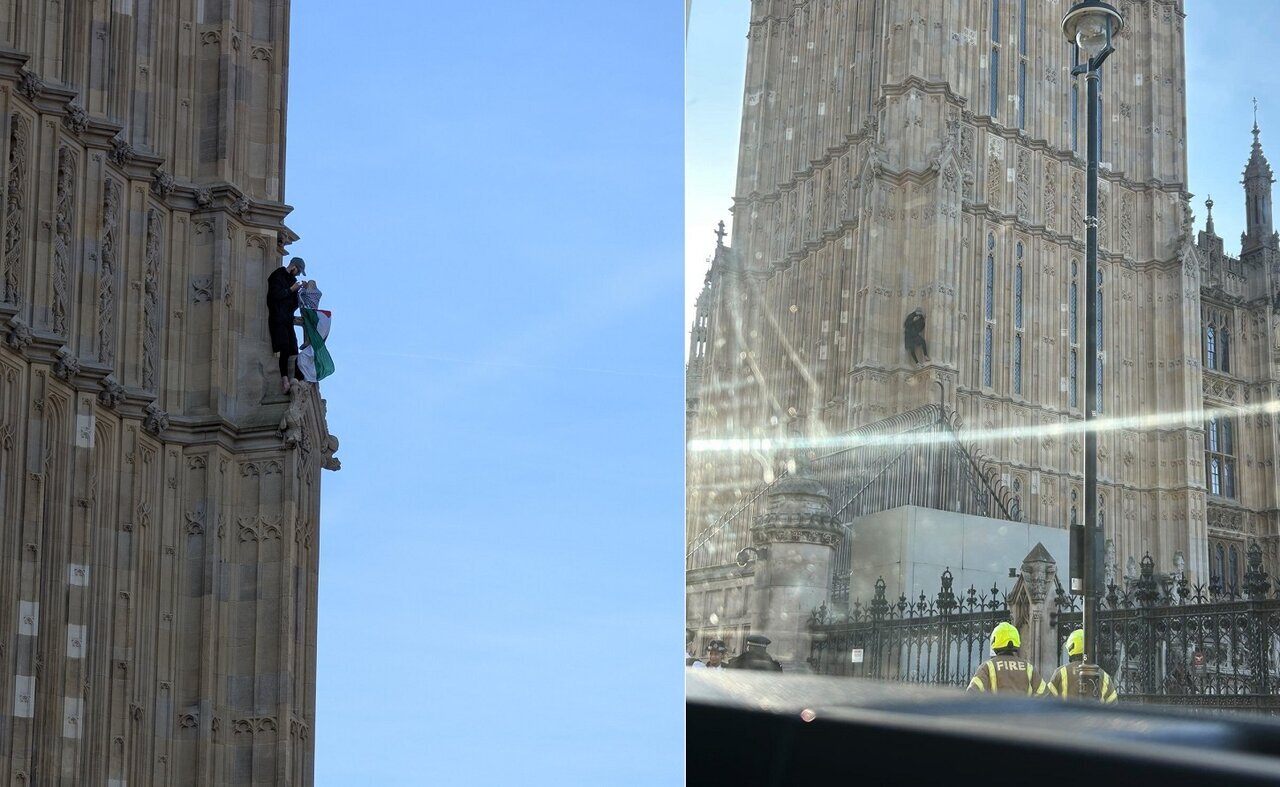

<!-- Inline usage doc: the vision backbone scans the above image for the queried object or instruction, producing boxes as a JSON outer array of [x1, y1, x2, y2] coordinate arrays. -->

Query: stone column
[[1009, 543, 1060, 677], [749, 461, 843, 672]]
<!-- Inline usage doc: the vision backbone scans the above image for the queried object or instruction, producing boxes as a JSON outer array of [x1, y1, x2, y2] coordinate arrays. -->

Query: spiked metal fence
[[810, 545, 1280, 714], [1053, 545, 1280, 713], [807, 570, 1010, 686]]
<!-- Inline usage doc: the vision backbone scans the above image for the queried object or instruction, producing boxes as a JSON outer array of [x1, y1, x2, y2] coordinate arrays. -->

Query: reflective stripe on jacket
[[1050, 662, 1118, 703], [966, 656, 1055, 696]]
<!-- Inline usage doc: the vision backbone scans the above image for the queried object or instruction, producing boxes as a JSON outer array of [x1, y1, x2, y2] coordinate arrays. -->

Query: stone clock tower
[[0, 3, 335, 784], [687, 1, 1280, 651]]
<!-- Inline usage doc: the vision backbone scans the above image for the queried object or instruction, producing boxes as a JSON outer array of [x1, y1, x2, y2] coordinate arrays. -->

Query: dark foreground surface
[[687, 671, 1280, 785]]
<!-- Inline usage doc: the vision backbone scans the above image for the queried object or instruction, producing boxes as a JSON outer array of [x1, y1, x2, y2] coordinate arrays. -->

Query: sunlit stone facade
[[687, 0, 1280, 653], [0, 3, 335, 784]]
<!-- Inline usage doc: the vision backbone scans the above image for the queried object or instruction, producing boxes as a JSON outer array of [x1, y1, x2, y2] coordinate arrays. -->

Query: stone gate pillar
[[749, 461, 843, 672], [1009, 543, 1059, 677]]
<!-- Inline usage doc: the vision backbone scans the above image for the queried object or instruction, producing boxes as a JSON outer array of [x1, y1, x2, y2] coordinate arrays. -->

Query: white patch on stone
[[19, 600, 38, 635], [818, 102, 826, 116], [69, 563, 89, 586], [64, 697, 83, 738], [785, 128, 793, 141], [113, 0, 134, 15], [1135, 74, 1143, 86], [67, 624, 85, 658], [14, 676, 34, 717], [1007, 167, 1016, 183]]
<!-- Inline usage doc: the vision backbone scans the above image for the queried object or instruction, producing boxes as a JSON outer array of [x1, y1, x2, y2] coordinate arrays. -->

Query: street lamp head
[[1062, 0, 1123, 62]]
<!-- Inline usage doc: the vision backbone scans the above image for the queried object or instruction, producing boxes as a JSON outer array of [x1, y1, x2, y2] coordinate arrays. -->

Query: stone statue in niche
[[903, 307, 930, 364]]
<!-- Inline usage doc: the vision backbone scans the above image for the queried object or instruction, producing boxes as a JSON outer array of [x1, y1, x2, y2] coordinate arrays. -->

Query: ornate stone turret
[[1242, 103, 1278, 258], [1008, 543, 1059, 676], [686, 223, 727, 431], [748, 454, 843, 672]]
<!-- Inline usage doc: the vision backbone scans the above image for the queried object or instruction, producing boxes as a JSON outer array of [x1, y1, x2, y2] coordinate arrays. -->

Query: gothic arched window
[[989, 2, 1000, 119], [1206, 324, 1216, 369], [983, 326, 993, 387], [1205, 417, 1239, 498], [1017, 0, 1027, 129], [1012, 335, 1023, 395], [1014, 263, 1024, 329], [985, 256, 995, 321], [1069, 282, 1078, 344], [1229, 546, 1240, 593], [1069, 349, 1078, 408], [1221, 328, 1231, 372], [984, 237, 995, 387], [1071, 83, 1079, 152], [1215, 543, 1226, 586], [1068, 260, 1079, 409]]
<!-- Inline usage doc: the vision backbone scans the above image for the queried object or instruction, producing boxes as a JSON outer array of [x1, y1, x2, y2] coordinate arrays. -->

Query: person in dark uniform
[[704, 639, 728, 670], [966, 622, 1055, 696], [728, 634, 783, 671], [267, 257, 306, 394]]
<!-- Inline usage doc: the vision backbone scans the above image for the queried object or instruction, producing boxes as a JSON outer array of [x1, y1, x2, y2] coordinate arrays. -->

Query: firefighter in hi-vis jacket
[[966, 622, 1056, 697], [1049, 629, 1119, 703]]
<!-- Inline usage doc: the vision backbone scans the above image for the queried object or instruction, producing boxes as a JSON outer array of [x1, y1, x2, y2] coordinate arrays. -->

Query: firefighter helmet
[[1067, 629, 1085, 658], [991, 622, 1021, 651]]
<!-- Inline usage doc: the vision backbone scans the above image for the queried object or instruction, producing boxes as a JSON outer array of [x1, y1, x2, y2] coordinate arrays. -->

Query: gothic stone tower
[[687, 0, 1224, 613], [0, 3, 336, 784], [1191, 113, 1280, 592]]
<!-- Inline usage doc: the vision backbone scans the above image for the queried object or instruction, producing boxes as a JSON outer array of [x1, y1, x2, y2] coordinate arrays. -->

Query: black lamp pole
[[1063, 0, 1122, 691]]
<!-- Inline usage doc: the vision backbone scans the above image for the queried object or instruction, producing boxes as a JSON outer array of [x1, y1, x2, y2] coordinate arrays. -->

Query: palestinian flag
[[298, 308, 334, 381]]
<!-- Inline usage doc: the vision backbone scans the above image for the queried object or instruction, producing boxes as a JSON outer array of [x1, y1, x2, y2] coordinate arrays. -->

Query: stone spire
[[1205, 194, 1215, 236], [1241, 101, 1277, 256]]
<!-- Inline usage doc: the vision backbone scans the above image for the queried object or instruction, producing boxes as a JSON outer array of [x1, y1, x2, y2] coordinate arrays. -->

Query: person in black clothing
[[903, 307, 930, 364], [728, 634, 783, 672], [267, 257, 306, 394]]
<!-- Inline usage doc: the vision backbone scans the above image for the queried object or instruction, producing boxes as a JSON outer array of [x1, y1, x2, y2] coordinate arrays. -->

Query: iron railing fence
[[1051, 549, 1280, 713], [811, 549, 1280, 715], [809, 571, 1010, 686]]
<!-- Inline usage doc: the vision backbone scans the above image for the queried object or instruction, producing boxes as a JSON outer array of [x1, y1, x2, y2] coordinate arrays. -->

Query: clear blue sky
[[686, 0, 1280, 330], [284, 2, 682, 784]]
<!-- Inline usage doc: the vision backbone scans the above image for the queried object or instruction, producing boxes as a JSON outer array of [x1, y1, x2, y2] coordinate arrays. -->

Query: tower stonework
[[0, 4, 335, 785], [688, 1, 1280, 649]]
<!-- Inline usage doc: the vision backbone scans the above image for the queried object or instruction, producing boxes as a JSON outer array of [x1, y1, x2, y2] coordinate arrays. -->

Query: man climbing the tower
[[267, 256, 305, 394]]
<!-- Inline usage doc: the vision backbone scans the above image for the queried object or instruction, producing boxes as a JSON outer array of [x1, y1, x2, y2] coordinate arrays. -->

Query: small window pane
[[1013, 335, 1022, 395], [1014, 265, 1023, 328], [983, 325, 993, 387]]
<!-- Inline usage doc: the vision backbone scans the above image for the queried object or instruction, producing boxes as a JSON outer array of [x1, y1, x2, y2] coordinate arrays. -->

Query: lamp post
[[1062, 0, 1122, 695]]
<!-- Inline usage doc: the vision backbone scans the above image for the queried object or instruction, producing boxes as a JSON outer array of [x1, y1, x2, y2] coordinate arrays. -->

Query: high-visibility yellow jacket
[[966, 654, 1056, 696], [1049, 660, 1118, 703]]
